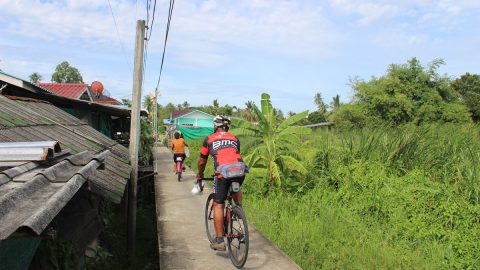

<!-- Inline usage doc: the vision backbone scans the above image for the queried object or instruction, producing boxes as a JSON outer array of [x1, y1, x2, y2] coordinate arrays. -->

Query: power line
[[146, 0, 151, 28], [155, 0, 175, 91], [148, 0, 157, 41], [106, 0, 131, 71]]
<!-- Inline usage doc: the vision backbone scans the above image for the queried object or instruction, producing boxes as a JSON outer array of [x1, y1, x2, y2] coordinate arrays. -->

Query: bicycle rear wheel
[[204, 193, 216, 243], [227, 206, 249, 268]]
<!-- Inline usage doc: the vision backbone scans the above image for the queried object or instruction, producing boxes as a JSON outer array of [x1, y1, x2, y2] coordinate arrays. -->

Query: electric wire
[[153, 0, 175, 166], [148, 0, 157, 41], [155, 0, 175, 91], [106, 0, 131, 71]]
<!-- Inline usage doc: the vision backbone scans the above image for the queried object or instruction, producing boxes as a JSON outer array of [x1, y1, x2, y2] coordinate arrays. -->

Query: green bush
[[243, 124, 480, 269]]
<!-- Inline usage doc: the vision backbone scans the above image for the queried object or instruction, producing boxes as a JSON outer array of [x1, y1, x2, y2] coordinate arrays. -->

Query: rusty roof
[[0, 141, 61, 162], [0, 95, 131, 203]]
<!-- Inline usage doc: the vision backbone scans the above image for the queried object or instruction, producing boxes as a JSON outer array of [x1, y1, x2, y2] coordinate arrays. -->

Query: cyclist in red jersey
[[196, 115, 246, 251]]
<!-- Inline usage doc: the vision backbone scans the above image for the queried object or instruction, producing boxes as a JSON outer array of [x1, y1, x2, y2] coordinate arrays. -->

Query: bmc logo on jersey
[[212, 139, 238, 151]]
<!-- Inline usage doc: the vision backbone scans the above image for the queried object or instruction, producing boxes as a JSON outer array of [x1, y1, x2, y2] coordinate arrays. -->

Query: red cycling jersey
[[200, 131, 243, 169]]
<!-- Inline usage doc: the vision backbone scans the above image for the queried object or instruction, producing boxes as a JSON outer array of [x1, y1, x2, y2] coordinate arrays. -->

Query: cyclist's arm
[[197, 137, 209, 179], [197, 156, 207, 179]]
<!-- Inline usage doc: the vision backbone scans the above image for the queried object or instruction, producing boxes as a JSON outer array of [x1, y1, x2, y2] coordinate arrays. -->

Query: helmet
[[213, 115, 231, 130]]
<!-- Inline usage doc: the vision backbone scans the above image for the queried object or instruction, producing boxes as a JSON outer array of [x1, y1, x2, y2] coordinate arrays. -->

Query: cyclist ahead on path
[[196, 115, 247, 251], [171, 131, 188, 172]]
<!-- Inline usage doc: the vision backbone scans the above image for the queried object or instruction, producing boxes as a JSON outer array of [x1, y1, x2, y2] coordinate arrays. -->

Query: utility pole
[[128, 19, 145, 259], [153, 88, 159, 172]]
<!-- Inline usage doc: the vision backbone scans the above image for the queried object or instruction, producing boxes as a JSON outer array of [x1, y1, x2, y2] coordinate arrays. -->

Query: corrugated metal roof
[[0, 95, 131, 203], [93, 95, 121, 105], [172, 109, 192, 119], [0, 141, 61, 162], [37, 83, 90, 100], [0, 150, 109, 240]]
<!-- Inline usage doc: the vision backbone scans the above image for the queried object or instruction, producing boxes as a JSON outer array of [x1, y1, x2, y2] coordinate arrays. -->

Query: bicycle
[[200, 177, 249, 269], [175, 156, 184, 181]]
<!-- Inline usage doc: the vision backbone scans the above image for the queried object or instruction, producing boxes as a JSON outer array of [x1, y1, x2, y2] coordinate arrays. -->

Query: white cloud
[[0, 0, 138, 50], [0, 0, 346, 70], [330, 0, 399, 26], [373, 30, 429, 47]]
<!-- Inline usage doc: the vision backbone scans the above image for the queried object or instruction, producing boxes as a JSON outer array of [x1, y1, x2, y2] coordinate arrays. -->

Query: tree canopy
[[452, 73, 480, 122], [29, 72, 42, 83], [51, 61, 84, 83], [331, 58, 472, 127]]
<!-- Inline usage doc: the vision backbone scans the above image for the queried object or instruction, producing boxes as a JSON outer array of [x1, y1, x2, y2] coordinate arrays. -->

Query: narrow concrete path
[[154, 146, 302, 270]]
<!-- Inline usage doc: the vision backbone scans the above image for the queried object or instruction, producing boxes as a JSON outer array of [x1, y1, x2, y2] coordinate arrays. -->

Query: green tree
[[233, 93, 311, 188], [452, 73, 480, 122], [309, 92, 328, 124], [353, 58, 470, 125], [29, 72, 42, 83], [143, 93, 156, 121], [241, 101, 258, 122], [51, 61, 84, 83], [314, 92, 327, 114], [121, 98, 132, 107], [330, 94, 341, 109]]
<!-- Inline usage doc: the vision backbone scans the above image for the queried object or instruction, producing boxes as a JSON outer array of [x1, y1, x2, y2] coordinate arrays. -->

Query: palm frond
[[277, 110, 309, 130]]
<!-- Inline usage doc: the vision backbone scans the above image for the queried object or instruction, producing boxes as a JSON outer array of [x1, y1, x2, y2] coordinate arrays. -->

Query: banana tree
[[232, 93, 311, 187]]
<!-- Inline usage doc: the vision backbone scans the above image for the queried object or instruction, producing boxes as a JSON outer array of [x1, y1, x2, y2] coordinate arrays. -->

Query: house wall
[[175, 111, 213, 128]]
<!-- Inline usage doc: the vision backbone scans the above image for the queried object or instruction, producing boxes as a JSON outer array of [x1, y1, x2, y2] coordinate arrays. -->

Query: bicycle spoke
[[227, 208, 249, 268]]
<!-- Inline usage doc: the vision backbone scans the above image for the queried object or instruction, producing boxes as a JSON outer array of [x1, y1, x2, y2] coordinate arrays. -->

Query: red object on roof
[[37, 83, 89, 99], [91, 81, 104, 96], [172, 109, 192, 119]]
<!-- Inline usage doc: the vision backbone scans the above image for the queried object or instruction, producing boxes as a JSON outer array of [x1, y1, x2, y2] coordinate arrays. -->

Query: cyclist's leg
[[231, 177, 245, 206], [211, 177, 228, 250], [181, 153, 186, 170], [213, 177, 228, 237], [172, 154, 178, 172], [232, 191, 242, 206]]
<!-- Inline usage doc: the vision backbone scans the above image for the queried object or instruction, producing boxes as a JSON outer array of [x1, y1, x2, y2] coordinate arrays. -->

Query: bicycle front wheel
[[204, 193, 216, 243], [227, 206, 249, 269]]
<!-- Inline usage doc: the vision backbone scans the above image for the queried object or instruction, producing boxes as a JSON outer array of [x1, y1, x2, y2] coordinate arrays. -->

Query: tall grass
[[241, 124, 480, 269]]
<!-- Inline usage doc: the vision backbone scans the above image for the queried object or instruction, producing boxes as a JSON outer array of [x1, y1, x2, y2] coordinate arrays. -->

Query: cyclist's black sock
[[215, 237, 224, 243]]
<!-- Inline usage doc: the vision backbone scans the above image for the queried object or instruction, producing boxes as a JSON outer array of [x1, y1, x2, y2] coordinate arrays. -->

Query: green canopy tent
[[176, 125, 213, 141]]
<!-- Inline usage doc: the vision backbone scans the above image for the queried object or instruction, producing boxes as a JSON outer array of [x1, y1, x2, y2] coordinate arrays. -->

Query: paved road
[[154, 146, 302, 270]]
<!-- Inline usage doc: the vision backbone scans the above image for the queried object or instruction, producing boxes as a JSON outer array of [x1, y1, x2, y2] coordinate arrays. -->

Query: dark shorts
[[213, 176, 245, 204], [173, 153, 186, 162]]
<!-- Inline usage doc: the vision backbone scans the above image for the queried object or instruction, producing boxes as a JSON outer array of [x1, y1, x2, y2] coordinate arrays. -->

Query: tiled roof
[[0, 149, 109, 240], [37, 83, 89, 99], [0, 95, 131, 203]]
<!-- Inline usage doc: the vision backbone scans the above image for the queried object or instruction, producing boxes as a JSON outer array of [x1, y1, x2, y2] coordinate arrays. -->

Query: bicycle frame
[[203, 176, 249, 268], [176, 157, 183, 173], [203, 178, 242, 237]]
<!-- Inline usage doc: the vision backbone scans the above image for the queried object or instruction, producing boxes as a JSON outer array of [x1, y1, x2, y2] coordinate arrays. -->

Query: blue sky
[[1, 0, 479, 113]]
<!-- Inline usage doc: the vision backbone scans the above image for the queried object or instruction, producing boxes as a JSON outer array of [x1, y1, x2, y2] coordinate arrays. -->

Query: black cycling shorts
[[173, 153, 186, 162], [213, 176, 244, 204]]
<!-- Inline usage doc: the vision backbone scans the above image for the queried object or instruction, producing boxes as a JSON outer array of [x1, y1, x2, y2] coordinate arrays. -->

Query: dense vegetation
[[183, 58, 480, 269], [243, 125, 480, 269]]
